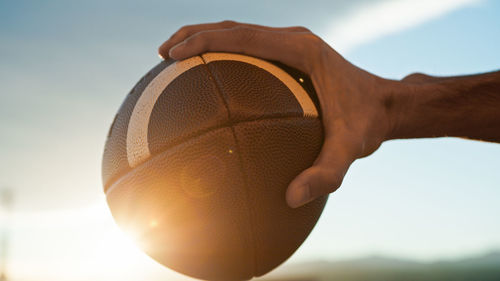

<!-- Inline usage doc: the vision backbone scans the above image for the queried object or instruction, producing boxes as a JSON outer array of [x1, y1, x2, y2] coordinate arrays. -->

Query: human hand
[[159, 21, 407, 208]]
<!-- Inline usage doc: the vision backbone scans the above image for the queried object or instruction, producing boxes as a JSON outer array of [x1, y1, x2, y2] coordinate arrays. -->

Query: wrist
[[380, 78, 424, 140]]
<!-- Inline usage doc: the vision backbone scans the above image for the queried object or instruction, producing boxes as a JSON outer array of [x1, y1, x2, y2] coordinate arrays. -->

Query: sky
[[0, 0, 499, 280]]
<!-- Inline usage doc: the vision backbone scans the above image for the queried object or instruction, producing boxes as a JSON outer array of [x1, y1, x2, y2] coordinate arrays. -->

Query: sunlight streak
[[324, 0, 482, 53]]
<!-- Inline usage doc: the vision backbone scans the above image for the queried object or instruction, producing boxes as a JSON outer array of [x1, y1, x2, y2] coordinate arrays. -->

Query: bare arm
[[390, 71, 500, 142], [158, 21, 500, 208]]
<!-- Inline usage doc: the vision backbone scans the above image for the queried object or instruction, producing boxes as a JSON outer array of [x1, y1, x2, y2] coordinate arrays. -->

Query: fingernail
[[287, 184, 311, 208]]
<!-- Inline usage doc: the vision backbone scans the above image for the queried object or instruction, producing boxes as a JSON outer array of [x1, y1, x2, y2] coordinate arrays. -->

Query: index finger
[[168, 26, 320, 73], [158, 20, 309, 59]]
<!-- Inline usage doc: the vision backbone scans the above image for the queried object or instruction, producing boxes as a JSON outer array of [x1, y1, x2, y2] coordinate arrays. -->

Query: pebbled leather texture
[[107, 128, 253, 280], [103, 53, 327, 280], [233, 118, 326, 276], [102, 60, 175, 188], [206, 60, 304, 121]]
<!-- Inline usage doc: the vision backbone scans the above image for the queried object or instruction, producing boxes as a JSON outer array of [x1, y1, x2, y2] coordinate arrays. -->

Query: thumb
[[286, 139, 353, 208]]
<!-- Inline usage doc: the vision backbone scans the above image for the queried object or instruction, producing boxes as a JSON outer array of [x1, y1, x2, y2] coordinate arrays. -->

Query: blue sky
[[0, 0, 499, 280]]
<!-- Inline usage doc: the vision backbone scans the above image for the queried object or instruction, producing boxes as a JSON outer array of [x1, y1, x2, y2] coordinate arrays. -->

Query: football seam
[[103, 56, 324, 279], [106, 56, 321, 192], [201, 56, 259, 277], [104, 116, 315, 192]]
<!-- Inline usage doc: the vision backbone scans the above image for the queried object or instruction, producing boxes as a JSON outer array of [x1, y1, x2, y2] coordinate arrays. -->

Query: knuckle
[[316, 166, 345, 193], [403, 72, 429, 82], [305, 33, 324, 47], [405, 72, 423, 78], [220, 20, 237, 27], [325, 175, 342, 193], [294, 26, 311, 32], [326, 184, 339, 194], [302, 33, 326, 69], [175, 25, 193, 38], [178, 25, 190, 34]]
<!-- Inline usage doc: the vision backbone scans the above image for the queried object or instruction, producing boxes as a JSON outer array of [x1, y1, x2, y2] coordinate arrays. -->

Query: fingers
[[158, 20, 309, 59], [159, 21, 237, 59], [286, 137, 354, 208], [167, 26, 319, 73]]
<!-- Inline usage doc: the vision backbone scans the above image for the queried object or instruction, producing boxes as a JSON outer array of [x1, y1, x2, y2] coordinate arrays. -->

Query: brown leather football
[[102, 52, 327, 280]]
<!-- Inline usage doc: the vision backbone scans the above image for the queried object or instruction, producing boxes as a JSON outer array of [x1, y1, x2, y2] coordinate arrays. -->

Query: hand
[[158, 21, 405, 208]]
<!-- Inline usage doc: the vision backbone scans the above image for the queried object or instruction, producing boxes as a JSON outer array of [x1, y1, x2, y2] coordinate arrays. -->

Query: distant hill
[[256, 251, 500, 281]]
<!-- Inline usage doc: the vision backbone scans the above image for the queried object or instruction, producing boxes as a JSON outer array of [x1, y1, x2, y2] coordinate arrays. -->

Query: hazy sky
[[1, 0, 499, 280]]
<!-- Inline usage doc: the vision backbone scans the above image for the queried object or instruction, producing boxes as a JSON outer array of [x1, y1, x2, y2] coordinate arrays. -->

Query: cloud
[[324, 0, 482, 53]]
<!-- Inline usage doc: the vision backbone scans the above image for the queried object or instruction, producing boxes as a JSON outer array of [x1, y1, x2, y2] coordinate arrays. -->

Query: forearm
[[386, 71, 500, 142]]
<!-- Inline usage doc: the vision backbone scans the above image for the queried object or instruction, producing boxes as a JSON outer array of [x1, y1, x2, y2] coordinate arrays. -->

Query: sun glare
[[5, 200, 192, 281], [150, 219, 159, 228]]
